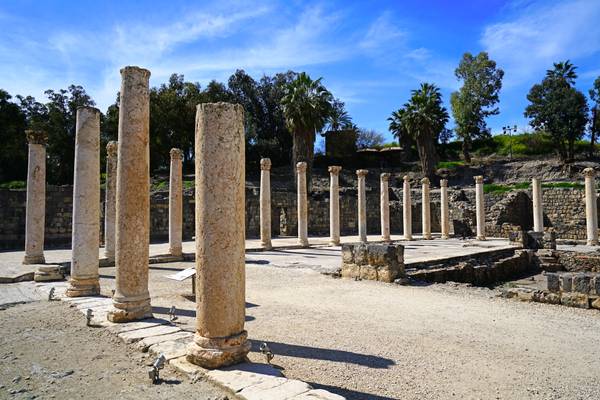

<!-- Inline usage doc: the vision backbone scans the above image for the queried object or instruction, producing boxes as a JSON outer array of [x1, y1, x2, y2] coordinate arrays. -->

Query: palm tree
[[281, 72, 333, 183], [389, 83, 448, 178], [326, 98, 352, 132], [547, 60, 577, 85]]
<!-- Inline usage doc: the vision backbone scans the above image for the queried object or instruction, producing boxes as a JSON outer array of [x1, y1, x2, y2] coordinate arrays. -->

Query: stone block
[[238, 378, 312, 400], [546, 273, 560, 292], [340, 263, 359, 280], [353, 244, 368, 265], [572, 274, 591, 294], [359, 265, 378, 281], [560, 274, 572, 292], [377, 266, 399, 283], [366, 245, 394, 266], [341, 245, 354, 263], [594, 276, 600, 296], [591, 297, 600, 310], [148, 340, 188, 361], [118, 324, 181, 343], [532, 291, 561, 304], [560, 293, 590, 309], [290, 389, 345, 400]]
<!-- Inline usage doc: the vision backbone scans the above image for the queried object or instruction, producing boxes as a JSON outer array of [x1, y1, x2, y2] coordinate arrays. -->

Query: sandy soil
[[0, 300, 228, 400]]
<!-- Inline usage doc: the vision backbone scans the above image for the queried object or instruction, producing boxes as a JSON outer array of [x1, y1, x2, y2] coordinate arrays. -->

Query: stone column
[[532, 177, 544, 233], [169, 148, 183, 256], [380, 173, 390, 241], [186, 102, 250, 369], [328, 166, 342, 246], [104, 141, 118, 262], [475, 175, 486, 240], [440, 179, 450, 239], [584, 168, 598, 246], [107, 66, 152, 323], [66, 107, 101, 297], [421, 178, 432, 240], [296, 162, 309, 247], [23, 130, 47, 265], [403, 176, 412, 240], [357, 169, 368, 243], [259, 158, 272, 250]]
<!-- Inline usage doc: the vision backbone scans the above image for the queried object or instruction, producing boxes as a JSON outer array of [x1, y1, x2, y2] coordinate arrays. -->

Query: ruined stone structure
[[66, 107, 101, 297], [104, 141, 118, 262], [260, 158, 272, 250], [23, 130, 47, 264], [169, 148, 183, 257], [341, 243, 405, 283], [357, 169, 368, 242], [187, 102, 250, 368], [108, 66, 153, 323]]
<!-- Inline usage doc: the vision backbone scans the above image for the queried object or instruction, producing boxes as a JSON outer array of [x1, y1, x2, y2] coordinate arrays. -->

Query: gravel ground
[[110, 260, 600, 400], [0, 300, 228, 400]]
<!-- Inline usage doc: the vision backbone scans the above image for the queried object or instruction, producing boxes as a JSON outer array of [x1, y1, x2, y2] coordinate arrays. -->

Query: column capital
[[474, 175, 484, 184], [440, 179, 448, 187], [120, 65, 151, 79], [380, 173, 390, 182], [356, 169, 368, 178], [403, 175, 410, 182], [328, 165, 342, 175], [296, 161, 307, 173], [106, 141, 118, 156], [421, 177, 430, 185], [260, 158, 272, 170], [25, 130, 48, 146], [584, 168, 596, 178], [170, 148, 183, 160]]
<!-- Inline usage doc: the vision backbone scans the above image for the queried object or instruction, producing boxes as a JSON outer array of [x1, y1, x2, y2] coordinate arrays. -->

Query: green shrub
[[0, 180, 26, 189], [437, 161, 465, 170]]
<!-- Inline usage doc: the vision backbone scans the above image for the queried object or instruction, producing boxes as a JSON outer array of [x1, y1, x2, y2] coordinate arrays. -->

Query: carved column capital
[[106, 141, 118, 157], [380, 173, 390, 182], [328, 165, 342, 175], [260, 158, 272, 170], [170, 148, 183, 160], [356, 169, 368, 178], [296, 162, 307, 173], [474, 175, 484, 184], [26, 130, 48, 146]]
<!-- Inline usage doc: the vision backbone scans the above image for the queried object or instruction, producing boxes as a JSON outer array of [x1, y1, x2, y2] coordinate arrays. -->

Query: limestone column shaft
[[107, 66, 152, 323], [169, 148, 183, 256], [421, 178, 432, 239], [532, 177, 544, 233], [357, 170, 368, 243], [403, 176, 412, 240], [380, 173, 390, 241], [328, 166, 342, 246], [584, 168, 598, 245], [296, 162, 309, 247], [187, 102, 250, 369], [104, 141, 118, 261], [23, 130, 47, 264], [440, 179, 450, 239], [475, 175, 486, 240], [259, 158, 272, 250], [67, 107, 101, 297]]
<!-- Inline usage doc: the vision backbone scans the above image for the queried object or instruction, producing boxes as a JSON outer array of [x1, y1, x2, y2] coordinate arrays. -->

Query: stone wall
[[0, 185, 595, 250]]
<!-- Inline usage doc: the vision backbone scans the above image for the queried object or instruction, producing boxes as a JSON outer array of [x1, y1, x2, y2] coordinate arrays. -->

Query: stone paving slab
[[0, 262, 37, 283], [74, 299, 113, 310], [148, 339, 188, 361], [118, 324, 182, 343], [107, 317, 170, 334], [238, 377, 310, 400], [289, 389, 345, 400], [136, 331, 193, 351]]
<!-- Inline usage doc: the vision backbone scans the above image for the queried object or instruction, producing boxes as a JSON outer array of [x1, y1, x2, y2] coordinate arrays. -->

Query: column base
[[381, 236, 391, 242], [329, 239, 340, 246], [403, 235, 413, 241], [107, 297, 152, 323], [66, 277, 100, 297], [260, 241, 272, 251], [441, 235, 450, 240], [169, 246, 183, 257], [298, 238, 309, 248], [587, 239, 598, 246], [23, 254, 45, 265], [477, 236, 487, 241], [422, 234, 432, 240], [186, 330, 251, 369], [33, 265, 63, 282]]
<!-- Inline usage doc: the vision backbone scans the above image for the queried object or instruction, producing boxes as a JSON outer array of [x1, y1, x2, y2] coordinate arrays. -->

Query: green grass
[[436, 160, 465, 170], [151, 180, 168, 191], [0, 180, 26, 189], [183, 180, 195, 189], [541, 182, 584, 189], [484, 181, 587, 193], [483, 183, 514, 194]]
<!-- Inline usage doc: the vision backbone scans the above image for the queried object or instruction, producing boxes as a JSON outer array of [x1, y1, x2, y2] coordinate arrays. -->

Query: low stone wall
[[556, 251, 600, 273], [340, 243, 404, 283], [530, 272, 600, 309]]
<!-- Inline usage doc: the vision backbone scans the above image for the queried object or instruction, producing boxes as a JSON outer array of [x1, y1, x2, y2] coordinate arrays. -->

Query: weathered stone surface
[[290, 389, 346, 400], [23, 130, 47, 264], [328, 166, 342, 245], [380, 173, 390, 241], [238, 378, 310, 400], [296, 162, 309, 247], [594, 276, 600, 296], [532, 291, 561, 305], [107, 318, 170, 334], [356, 169, 368, 243], [474, 175, 485, 240], [341, 243, 404, 283], [206, 363, 283, 392], [403, 176, 412, 240], [341, 245, 354, 263], [591, 297, 600, 309], [560, 274, 573, 292], [572, 274, 591, 294], [546, 273, 560, 292], [104, 141, 118, 261], [440, 179, 449, 239], [137, 331, 193, 351], [34, 265, 63, 282], [560, 293, 590, 309], [149, 339, 188, 361], [260, 158, 272, 250], [169, 148, 183, 256], [118, 324, 181, 343], [583, 168, 598, 245]]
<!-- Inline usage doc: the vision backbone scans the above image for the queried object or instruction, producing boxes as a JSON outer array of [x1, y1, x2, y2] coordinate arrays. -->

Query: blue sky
[[1, 0, 599, 143]]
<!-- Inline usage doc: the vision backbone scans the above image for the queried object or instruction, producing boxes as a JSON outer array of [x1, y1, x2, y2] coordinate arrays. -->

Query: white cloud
[[481, 0, 600, 87], [359, 11, 406, 52]]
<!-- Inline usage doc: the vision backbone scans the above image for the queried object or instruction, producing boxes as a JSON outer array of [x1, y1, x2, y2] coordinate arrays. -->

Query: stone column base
[[403, 235, 413, 241], [23, 255, 45, 265], [441, 235, 450, 240], [423, 234, 433, 240], [260, 241, 272, 251], [186, 330, 251, 369], [477, 236, 487, 241], [169, 247, 183, 257], [107, 298, 152, 323], [298, 239, 309, 247], [34, 265, 63, 282], [329, 240, 340, 246], [587, 239, 598, 246], [66, 277, 100, 297]]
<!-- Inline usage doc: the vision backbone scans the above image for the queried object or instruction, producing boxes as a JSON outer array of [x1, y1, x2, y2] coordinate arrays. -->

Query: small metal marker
[[148, 353, 166, 384], [86, 309, 93, 326], [168, 306, 178, 322], [259, 342, 274, 364], [47, 287, 55, 301]]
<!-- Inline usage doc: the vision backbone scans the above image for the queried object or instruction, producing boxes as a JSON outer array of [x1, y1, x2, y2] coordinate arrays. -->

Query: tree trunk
[[416, 131, 439, 179], [462, 137, 472, 164], [292, 128, 314, 190]]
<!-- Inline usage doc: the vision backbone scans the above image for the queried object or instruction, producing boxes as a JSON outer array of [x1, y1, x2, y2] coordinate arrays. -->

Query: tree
[[389, 83, 449, 178], [0, 90, 28, 182], [325, 98, 352, 132], [356, 128, 384, 149], [281, 72, 333, 183], [590, 76, 600, 157], [451, 52, 504, 163], [524, 61, 588, 163]]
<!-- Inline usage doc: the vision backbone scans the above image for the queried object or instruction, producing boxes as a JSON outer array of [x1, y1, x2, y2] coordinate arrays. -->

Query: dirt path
[[0, 300, 228, 400]]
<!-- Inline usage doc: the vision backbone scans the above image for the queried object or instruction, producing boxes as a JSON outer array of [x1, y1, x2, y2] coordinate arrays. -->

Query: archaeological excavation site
[[2, 2, 600, 399]]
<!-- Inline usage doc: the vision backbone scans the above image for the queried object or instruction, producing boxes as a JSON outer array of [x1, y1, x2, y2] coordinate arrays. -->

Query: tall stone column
[[107, 66, 152, 323], [584, 168, 598, 246], [66, 107, 101, 297], [403, 176, 412, 240], [23, 130, 47, 265], [440, 179, 450, 239], [259, 158, 272, 250], [328, 166, 342, 246], [380, 173, 390, 241], [104, 141, 118, 262], [187, 102, 250, 368], [421, 178, 432, 240], [357, 169, 368, 243], [296, 162, 309, 247], [169, 148, 183, 256], [532, 177, 544, 233], [475, 175, 486, 240]]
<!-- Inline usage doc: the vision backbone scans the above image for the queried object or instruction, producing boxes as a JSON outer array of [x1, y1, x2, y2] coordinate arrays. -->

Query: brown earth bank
[[0, 300, 228, 400]]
